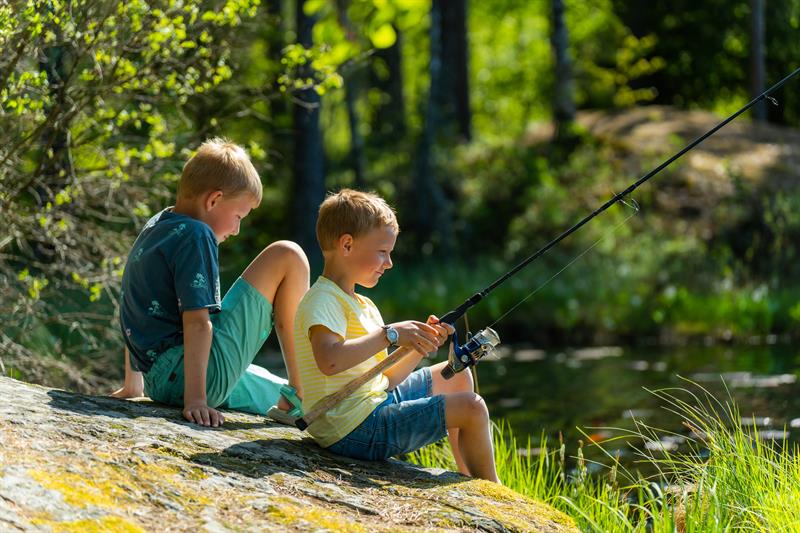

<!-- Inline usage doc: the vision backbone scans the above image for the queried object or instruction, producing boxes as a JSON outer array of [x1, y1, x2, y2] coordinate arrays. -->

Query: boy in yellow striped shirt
[[294, 189, 499, 482]]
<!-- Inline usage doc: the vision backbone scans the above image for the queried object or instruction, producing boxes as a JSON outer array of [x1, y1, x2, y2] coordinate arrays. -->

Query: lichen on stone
[[0, 377, 578, 532]]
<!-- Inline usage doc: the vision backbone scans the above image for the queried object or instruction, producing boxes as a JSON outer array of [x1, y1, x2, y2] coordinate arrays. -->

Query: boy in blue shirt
[[112, 138, 308, 427]]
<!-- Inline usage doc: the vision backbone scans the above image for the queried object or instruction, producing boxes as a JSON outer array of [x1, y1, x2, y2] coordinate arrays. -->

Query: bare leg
[[430, 360, 474, 475], [241, 240, 310, 408], [442, 390, 499, 482]]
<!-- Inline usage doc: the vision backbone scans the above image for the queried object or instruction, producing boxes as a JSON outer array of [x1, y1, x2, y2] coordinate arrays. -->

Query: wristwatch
[[382, 325, 399, 348]]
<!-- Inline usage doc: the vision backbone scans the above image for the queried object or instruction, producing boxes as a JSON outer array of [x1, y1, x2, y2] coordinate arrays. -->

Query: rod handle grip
[[440, 293, 483, 325], [439, 309, 462, 325]]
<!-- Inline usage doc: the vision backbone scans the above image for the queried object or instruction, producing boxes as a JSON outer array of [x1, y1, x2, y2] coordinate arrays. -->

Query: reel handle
[[439, 328, 464, 380], [440, 364, 456, 380]]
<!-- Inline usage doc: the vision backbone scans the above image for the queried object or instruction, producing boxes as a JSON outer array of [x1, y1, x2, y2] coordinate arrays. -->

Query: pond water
[[476, 342, 800, 475], [258, 341, 800, 475]]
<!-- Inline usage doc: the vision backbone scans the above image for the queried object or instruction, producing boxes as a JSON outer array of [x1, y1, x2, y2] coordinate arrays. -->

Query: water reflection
[[256, 343, 800, 473], [478, 344, 800, 473]]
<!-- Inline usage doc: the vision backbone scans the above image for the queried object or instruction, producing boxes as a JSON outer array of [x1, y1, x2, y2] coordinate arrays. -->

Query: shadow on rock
[[191, 438, 467, 490], [46, 389, 271, 431]]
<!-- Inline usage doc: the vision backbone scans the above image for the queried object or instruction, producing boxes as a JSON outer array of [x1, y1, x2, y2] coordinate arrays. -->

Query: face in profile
[[347, 225, 397, 288], [204, 193, 257, 243]]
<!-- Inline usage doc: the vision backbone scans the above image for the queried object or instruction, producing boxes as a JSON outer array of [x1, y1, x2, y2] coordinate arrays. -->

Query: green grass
[[407, 382, 800, 531]]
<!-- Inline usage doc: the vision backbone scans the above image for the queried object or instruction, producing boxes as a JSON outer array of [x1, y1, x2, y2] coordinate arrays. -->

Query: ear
[[204, 190, 224, 211], [338, 234, 354, 255]]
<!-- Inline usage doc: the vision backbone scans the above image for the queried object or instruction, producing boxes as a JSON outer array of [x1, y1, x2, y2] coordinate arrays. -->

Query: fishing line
[[435, 67, 800, 379], [439, 197, 641, 379], [295, 68, 800, 425], [439, 66, 800, 328], [488, 197, 640, 329]]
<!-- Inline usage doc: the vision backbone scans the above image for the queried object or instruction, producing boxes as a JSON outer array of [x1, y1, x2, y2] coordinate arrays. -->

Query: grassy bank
[[408, 384, 800, 531]]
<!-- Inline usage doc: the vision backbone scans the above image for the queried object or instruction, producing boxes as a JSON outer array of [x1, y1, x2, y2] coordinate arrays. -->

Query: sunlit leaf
[[369, 23, 396, 49]]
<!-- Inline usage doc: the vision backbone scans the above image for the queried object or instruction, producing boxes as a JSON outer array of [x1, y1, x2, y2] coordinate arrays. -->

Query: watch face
[[387, 327, 399, 344]]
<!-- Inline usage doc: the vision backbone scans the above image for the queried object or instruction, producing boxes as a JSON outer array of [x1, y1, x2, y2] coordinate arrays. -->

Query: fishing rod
[[290, 67, 800, 429], [439, 66, 800, 380]]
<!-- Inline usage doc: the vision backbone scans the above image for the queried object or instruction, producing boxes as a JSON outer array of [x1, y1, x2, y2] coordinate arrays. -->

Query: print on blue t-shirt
[[120, 209, 221, 373]]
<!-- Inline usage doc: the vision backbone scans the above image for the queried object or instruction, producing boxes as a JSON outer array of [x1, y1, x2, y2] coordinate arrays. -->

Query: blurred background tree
[[2, 0, 800, 389]]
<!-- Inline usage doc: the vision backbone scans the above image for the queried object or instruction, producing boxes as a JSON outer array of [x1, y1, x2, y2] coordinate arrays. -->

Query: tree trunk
[[291, 0, 325, 269], [334, 0, 366, 188], [750, 0, 766, 122], [550, 0, 576, 144], [439, 0, 471, 142], [344, 75, 366, 188], [413, 0, 452, 255], [369, 27, 406, 143]]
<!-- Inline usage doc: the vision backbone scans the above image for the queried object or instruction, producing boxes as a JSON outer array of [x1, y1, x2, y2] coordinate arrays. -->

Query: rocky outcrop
[[0, 377, 577, 532]]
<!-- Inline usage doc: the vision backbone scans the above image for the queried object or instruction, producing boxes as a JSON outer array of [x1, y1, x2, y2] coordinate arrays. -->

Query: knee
[[461, 393, 490, 424], [266, 240, 309, 273], [472, 393, 489, 417]]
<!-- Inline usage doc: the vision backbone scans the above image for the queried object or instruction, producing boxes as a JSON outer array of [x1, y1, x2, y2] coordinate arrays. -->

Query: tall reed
[[407, 382, 800, 531]]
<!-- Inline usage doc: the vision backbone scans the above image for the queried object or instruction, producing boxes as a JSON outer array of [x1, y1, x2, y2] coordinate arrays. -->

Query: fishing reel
[[441, 327, 501, 380]]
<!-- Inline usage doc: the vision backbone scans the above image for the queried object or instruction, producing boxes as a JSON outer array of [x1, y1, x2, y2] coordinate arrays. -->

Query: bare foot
[[110, 386, 143, 399], [276, 395, 292, 411]]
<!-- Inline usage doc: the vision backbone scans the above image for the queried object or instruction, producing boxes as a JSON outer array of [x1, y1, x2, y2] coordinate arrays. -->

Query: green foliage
[[764, 0, 800, 124], [278, 44, 344, 95], [468, 0, 552, 138], [612, 0, 800, 124], [0, 0, 261, 363], [567, 0, 665, 108], [467, 0, 664, 141]]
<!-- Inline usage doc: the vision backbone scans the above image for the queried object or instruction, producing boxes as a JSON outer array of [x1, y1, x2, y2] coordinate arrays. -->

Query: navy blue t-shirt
[[120, 208, 221, 372]]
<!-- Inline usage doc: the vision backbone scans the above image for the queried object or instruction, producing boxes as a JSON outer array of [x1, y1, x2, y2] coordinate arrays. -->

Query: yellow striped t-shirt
[[295, 276, 389, 447]]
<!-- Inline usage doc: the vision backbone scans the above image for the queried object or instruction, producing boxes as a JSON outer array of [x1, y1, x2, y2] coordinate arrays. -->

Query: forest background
[[2, 0, 800, 390]]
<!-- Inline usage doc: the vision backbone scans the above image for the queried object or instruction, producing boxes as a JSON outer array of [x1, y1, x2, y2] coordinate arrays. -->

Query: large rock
[[0, 377, 577, 532]]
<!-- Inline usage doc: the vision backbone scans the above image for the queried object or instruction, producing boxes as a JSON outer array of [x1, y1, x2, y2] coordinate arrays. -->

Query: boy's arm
[[310, 320, 441, 376], [382, 348, 426, 389], [182, 308, 224, 427], [382, 315, 455, 389], [110, 346, 144, 398]]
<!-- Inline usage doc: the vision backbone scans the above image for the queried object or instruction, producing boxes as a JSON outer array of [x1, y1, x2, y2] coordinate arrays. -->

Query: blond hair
[[178, 138, 262, 203], [316, 189, 399, 251]]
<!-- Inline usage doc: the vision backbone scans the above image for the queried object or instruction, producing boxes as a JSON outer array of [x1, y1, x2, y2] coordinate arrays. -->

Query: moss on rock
[[0, 377, 578, 532]]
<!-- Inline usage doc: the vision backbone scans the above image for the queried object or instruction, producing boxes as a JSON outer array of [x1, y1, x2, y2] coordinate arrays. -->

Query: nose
[[384, 254, 393, 269], [232, 221, 241, 236]]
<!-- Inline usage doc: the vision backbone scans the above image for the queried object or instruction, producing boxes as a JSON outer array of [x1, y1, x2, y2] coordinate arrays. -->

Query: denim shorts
[[326, 367, 448, 460]]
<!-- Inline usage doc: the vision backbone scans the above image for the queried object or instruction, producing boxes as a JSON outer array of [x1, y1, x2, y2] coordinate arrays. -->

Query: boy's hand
[[183, 400, 224, 427], [390, 320, 441, 355], [427, 315, 455, 347]]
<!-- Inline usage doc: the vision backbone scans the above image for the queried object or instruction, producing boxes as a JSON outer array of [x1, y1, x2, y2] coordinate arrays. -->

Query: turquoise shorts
[[143, 277, 286, 415]]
